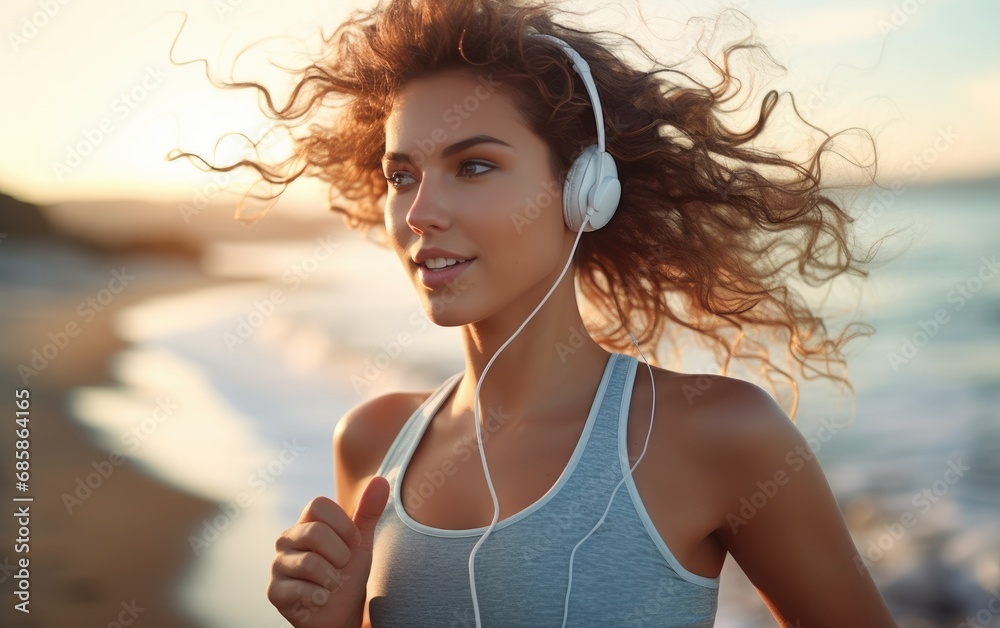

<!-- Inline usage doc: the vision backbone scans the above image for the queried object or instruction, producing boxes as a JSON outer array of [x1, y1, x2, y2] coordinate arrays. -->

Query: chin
[[421, 290, 496, 328], [423, 303, 475, 328], [412, 275, 485, 327]]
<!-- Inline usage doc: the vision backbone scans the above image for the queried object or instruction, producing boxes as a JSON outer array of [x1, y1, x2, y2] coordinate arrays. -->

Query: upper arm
[[332, 392, 422, 520], [703, 380, 896, 627]]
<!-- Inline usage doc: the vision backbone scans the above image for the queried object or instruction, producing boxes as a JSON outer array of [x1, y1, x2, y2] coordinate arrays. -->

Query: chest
[[397, 386, 724, 579], [400, 414, 580, 528]]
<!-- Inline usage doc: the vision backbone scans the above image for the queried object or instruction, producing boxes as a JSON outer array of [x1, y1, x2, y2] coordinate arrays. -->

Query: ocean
[[55, 178, 1000, 626]]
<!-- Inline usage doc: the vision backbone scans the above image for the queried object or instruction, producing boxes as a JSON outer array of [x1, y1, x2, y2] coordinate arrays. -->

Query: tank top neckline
[[392, 352, 626, 538]]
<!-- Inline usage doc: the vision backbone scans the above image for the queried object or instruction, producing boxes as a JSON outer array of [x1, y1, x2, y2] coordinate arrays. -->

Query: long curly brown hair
[[169, 0, 883, 420]]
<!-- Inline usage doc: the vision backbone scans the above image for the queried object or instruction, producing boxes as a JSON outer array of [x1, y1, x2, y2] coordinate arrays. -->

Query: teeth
[[424, 257, 467, 270]]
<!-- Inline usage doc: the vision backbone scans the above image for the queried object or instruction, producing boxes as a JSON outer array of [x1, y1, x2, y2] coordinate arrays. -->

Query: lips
[[412, 247, 474, 265], [422, 256, 471, 270], [410, 246, 476, 289], [416, 258, 474, 289]]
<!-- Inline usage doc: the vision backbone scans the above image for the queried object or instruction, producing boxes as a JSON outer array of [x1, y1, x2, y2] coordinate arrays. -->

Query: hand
[[267, 476, 390, 627]]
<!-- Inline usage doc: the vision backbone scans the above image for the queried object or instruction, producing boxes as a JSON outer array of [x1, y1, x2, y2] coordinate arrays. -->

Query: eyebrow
[[382, 135, 513, 165]]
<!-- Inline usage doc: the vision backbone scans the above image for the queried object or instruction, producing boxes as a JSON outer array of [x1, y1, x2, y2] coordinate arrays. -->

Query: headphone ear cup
[[562, 145, 621, 232], [562, 149, 592, 232], [590, 151, 621, 228]]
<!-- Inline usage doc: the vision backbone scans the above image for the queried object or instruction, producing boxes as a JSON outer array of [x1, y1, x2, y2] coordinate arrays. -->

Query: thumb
[[352, 476, 390, 551]]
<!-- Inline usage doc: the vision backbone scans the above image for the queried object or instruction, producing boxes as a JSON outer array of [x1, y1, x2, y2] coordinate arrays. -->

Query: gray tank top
[[369, 352, 719, 626]]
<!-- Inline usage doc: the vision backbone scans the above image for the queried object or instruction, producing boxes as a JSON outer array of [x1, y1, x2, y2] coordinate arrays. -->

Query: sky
[[1, 0, 998, 209]]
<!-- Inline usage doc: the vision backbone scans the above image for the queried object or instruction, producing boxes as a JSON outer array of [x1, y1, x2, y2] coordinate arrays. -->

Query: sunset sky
[[2, 0, 998, 209]]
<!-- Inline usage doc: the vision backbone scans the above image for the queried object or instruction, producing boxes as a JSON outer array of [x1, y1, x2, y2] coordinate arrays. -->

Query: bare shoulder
[[646, 369, 804, 510], [660, 371, 797, 457], [629, 366, 797, 512], [635, 365, 794, 458], [332, 389, 432, 518], [642, 369, 896, 624], [630, 365, 804, 534]]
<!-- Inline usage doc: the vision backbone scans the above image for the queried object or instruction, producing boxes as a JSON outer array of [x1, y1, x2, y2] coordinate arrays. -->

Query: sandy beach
[[0, 251, 222, 628], [0, 192, 351, 628]]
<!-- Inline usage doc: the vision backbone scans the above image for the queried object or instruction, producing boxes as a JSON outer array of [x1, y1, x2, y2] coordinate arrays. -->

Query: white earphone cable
[[559, 333, 654, 628], [468, 206, 593, 628], [467, 34, 635, 626]]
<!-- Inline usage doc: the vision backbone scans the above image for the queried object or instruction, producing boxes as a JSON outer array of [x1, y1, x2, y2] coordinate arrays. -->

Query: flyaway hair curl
[[168, 0, 888, 421]]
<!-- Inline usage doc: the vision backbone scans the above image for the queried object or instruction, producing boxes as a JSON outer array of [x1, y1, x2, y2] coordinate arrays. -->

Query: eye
[[385, 170, 416, 189], [458, 160, 495, 178]]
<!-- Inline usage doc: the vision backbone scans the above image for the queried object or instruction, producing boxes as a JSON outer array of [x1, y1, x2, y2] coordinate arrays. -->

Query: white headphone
[[532, 33, 622, 233], [465, 33, 657, 628]]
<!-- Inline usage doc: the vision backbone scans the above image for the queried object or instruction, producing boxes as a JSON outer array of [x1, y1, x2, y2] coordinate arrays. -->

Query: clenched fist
[[267, 476, 389, 627]]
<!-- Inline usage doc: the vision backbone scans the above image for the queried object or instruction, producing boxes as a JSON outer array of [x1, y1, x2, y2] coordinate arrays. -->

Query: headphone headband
[[528, 34, 606, 151], [525, 32, 621, 232]]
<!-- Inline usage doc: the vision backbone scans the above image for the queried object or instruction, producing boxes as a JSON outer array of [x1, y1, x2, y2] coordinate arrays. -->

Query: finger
[[296, 496, 360, 548], [272, 549, 347, 590], [276, 521, 352, 569], [352, 476, 390, 552], [267, 577, 337, 621]]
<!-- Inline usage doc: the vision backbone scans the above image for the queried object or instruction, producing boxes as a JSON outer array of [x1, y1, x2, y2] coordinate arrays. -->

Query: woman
[[173, 0, 897, 625]]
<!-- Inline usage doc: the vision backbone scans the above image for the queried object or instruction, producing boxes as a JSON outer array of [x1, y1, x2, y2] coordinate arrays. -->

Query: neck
[[451, 275, 611, 431]]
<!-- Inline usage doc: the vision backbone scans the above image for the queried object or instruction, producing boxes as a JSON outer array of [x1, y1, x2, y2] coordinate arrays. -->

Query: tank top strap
[[562, 352, 639, 496], [376, 353, 637, 493], [376, 371, 463, 482]]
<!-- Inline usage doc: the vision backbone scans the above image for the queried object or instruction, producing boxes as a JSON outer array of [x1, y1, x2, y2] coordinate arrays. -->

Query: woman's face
[[383, 70, 571, 327]]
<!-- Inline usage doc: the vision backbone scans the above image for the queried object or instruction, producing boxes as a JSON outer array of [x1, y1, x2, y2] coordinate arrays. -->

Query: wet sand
[[0, 257, 220, 628]]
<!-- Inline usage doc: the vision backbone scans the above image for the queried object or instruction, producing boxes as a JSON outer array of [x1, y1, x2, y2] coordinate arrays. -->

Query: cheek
[[384, 199, 409, 246], [496, 185, 565, 246], [480, 174, 563, 232]]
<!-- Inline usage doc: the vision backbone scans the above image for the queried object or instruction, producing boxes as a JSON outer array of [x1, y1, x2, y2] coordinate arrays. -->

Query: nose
[[404, 172, 451, 235]]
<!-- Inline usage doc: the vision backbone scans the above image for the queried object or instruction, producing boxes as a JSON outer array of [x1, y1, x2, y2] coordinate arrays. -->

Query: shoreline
[[0, 250, 222, 628]]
